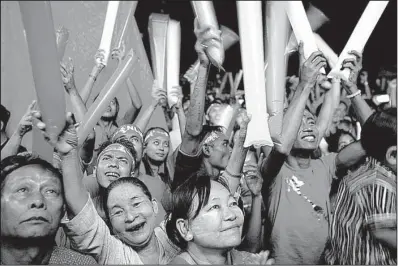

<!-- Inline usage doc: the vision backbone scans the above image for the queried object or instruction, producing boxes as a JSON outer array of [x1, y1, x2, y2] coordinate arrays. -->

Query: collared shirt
[[324, 158, 397, 265], [61, 197, 180, 264]]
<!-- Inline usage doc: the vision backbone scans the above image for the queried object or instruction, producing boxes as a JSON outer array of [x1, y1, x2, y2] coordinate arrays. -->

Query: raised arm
[[240, 157, 264, 253], [223, 111, 251, 195], [35, 112, 88, 217], [180, 20, 221, 155], [117, 78, 142, 126], [1, 101, 35, 158], [134, 81, 166, 132], [80, 64, 104, 104], [340, 51, 373, 125], [60, 60, 95, 167], [260, 43, 327, 182], [316, 78, 341, 144]]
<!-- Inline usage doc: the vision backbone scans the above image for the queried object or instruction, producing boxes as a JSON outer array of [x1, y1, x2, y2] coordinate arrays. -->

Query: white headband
[[97, 143, 134, 163]]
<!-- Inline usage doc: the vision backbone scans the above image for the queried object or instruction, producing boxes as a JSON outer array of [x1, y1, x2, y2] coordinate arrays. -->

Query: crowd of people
[[1, 10, 397, 266]]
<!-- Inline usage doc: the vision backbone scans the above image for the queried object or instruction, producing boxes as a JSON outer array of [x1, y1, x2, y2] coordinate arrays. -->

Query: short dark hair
[[0, 104, 11, 131], [165, 171, 229, 249], [1, 153, 63, 193], [361, 108, 397, 162], [96, 138, 137, 164], [102, 177, 152, 222]]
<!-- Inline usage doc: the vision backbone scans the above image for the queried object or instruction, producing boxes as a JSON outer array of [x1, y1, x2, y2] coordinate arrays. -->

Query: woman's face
[[338, 133, 355, 152], [188, 181, 244, 250], [145, 134, 170, 162], [107, 183, 158, 248]]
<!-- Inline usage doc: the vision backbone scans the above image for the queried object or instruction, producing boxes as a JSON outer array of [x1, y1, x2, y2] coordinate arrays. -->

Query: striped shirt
[[324, 159, 397, 265]]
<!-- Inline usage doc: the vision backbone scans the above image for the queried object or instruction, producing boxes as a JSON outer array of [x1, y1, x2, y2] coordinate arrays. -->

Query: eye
[[119, 159, 128, 164], [164, 142, 169, 147], [131, 137, 138, 143], [102, 156, 110, 161], [209, 204, 220, 211], [45, 189, 58, 195], [154, 141, 159, 145], [17, 187, 28, 193], [112, 210, 123, 216], [132, 202, 142, 208]]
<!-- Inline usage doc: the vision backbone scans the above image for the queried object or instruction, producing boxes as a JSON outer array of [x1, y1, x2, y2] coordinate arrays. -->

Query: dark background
[[134, 0, 397, 92]]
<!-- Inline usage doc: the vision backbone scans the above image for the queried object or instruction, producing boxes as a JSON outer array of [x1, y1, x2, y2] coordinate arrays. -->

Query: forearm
[[371, 229, 397, 250], [118, 78, 143, 125], [279, 82, 312, 154], [348, 85, 373, 125], [134, 103, 157, 132], [1, 132, 23, 158], [336, 140, 366, 172], [68, 87, 88, 122], [176, 108, 186, 137], [243, 195, 263, 253], [317, 80, 340, 141], [61, 149, 89, 217], [80, 64, 104, 104], [185, 64, 209, 136], [225, 130, 249, 194], [364, 84, 372, 99]]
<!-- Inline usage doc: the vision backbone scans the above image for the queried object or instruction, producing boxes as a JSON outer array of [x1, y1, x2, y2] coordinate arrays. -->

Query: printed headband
[[97, 143, 135, 163], [203, 131, 222, 145], [112, 124, 143, 141], [144, 129, 170, 143]]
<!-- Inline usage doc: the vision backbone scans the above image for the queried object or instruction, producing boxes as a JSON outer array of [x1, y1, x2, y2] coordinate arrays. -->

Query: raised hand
[[193, 18, 222, 67], [243, 153, 264, 197], [341, 50, 363, 90], [35, 112, 78, 156], [298, 42, 327, 88], [169, 85, 183, 110], [16, 100, 38, 137], [60, 58, 76, 92]]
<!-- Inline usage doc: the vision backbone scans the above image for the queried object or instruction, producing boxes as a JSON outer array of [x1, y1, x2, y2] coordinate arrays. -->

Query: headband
[[112, 124, 143, 141], [97, 143, 135, 164], [144, 129, 169, 143], [203, 131, 222, 145]]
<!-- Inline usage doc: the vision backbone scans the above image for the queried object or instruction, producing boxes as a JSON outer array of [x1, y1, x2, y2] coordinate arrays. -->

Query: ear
[[151, 198, 159, 215], [386, 146, 396, 168], [176, 218, 193, 242], [205, 114, 210, 122], [202, 144, 212, 157], [93, 167, 97, 178]]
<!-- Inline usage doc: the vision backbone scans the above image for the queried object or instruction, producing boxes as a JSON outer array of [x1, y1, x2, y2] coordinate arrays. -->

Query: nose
[[124, 210, 137, 223], [108, 158, 119, 169], [158, 145, 164, 151], [29, 192, 46, 210], [223, 206, 237, 221]]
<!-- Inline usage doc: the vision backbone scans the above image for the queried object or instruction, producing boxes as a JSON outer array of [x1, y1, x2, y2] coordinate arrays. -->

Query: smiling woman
[[166, 172, 274, 265]]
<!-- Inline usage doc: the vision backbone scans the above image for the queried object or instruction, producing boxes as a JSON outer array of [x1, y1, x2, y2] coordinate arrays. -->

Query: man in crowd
[[0, 153, 96, 264], [324, 108, 397, 265]]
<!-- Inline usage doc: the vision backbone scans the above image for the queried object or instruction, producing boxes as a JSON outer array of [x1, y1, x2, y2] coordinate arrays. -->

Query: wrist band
[[346, 90, 361, 99]]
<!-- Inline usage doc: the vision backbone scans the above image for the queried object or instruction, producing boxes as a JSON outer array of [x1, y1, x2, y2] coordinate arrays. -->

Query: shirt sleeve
[[61, 197, 141, 264], [172, 148, 202, 190], [363, 182, 397, 232]]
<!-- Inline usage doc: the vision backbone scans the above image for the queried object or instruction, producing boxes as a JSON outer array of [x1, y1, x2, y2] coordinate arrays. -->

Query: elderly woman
[[166, 172, 274, 265], [36, 113, 180, 264]]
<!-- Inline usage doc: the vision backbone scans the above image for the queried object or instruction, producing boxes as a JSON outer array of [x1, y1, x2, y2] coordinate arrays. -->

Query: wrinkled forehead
[[2, 165, 61, 192]]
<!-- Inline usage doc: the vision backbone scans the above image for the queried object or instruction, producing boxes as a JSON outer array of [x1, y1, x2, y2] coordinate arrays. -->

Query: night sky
[[134, 0, 397, 91]]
